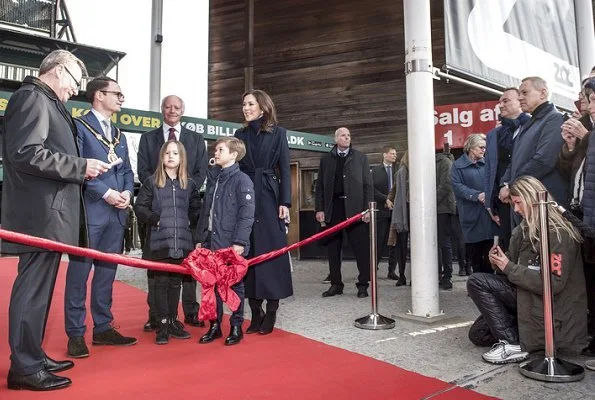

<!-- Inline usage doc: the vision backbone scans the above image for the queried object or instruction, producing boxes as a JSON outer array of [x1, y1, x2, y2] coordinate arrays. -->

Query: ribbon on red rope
[[181, 248, 248, 321], [0, 210, 367, 319]]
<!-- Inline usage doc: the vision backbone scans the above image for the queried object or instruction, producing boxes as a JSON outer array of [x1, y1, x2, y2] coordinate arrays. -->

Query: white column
[[149, 0, 164, 111], [403, 0, 440, 318], [575, 0, 595, 78]]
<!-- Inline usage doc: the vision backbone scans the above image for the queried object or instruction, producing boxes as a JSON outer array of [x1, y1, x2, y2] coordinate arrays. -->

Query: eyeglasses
[[61, 64, 81, 88], [100, 90, 125, 100]]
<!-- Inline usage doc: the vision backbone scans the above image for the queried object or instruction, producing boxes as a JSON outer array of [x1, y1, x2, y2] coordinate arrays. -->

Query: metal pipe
[[369, 201, 378, 314], [149, 0, 163, 112], [537, 191, 555, 357], [574, 0, 595, 78], [433, 68, 503, 97], [403, 0, 440, 318]]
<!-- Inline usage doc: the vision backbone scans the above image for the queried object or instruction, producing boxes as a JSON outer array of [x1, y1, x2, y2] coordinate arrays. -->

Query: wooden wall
[[209, 0, 497, 168]]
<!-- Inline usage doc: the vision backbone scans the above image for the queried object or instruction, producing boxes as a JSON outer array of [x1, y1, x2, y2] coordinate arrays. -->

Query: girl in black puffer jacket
[[135, 140, 201, 345]]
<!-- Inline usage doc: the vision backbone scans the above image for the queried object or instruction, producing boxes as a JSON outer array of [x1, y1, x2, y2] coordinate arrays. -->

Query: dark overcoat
[[371, 163, 395, 219], [451, 153, 494, 243], [314, 145, 373, 222], [137, 125, 208, 188], [235, 124, 293, 299], [1, 76, 87, 253]]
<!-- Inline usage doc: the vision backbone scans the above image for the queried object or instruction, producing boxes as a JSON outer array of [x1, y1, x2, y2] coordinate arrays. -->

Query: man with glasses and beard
[[3, 50, 110, 391], [64, 77, 137, 359]]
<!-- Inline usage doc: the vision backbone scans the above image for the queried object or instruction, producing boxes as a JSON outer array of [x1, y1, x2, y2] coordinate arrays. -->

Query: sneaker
[[92, 328, 137, 346], [67, 336, 89, 358], [482, 340, 529, 364], [169, 319, 191, 339], [322, 274, 331, 284], [586, 359, 595, 371]]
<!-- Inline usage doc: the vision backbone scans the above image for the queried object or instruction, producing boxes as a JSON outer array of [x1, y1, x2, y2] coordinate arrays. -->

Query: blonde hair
[[214, 137, 246, 161], [509, 176, 582, 249], [463, 133, 486, 154], [155, 140, 188, 189], [399, 151, 408, 168]]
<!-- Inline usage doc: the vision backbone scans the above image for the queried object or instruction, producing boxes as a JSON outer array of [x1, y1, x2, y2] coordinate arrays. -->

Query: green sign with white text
[[0, 90, 334, 152]]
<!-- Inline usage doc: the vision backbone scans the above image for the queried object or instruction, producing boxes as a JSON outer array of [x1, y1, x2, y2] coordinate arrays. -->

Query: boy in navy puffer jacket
[[196, 137, 255, 346]]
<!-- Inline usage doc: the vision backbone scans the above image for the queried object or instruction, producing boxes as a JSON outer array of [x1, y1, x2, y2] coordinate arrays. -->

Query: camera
[[562, 112, 571, 122]]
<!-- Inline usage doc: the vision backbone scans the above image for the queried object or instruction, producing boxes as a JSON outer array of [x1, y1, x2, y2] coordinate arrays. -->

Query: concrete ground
[[115, 252, 595, 400]]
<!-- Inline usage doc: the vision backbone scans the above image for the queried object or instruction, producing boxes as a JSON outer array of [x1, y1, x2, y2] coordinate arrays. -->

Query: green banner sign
[[0, 90, 334, 152]]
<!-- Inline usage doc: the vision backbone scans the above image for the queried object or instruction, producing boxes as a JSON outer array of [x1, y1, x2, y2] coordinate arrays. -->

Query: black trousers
[[395, 231, 409, 278], [585, 260, 595, 334], [154, 258, 185, 321], [147, 270, 199, 321], [451, 213, 467, 267], [327, 198, 370, 287], [467, 240, 494, 274], [9, 251, 61, 375], [437, 214, 453, 280], [376, 215, 396, 273]]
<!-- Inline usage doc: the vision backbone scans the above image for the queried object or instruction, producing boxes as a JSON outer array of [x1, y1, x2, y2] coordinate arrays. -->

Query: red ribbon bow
[[182, 248, 248, 322]]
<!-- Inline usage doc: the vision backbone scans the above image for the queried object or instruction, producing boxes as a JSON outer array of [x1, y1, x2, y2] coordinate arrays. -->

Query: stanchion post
[[519, 191, 584, 382], [354, 202, 395, 330]]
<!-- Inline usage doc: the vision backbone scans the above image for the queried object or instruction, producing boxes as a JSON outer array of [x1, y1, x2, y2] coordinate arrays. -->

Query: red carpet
[[0, 257, 495, 399]]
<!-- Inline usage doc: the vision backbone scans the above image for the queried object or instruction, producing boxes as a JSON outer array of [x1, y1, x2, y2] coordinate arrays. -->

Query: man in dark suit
[[371, 146, 398, 279], [65, 77, 137, 358], [3, 50, 110, 391], [315, 127, 373, 298], [137, 95, 208, 330]]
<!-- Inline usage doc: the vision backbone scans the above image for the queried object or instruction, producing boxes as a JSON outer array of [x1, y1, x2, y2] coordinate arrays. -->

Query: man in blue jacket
[[484, 88, 530, 250], [499, 77, 567, 220], [65, 77, 137, 358]]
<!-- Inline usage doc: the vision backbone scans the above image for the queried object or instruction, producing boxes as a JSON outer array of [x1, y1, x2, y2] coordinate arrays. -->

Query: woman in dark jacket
[[234, 89, 293, 335], [452, 134, 495, 274], [134, 141, 201, 344]]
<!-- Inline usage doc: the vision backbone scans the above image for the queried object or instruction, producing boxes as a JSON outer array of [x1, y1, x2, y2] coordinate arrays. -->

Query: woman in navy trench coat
[[234, 89, 293, 335], [452, 133, 496, 274]]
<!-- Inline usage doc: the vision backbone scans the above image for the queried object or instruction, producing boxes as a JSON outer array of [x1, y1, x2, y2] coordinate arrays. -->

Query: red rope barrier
[[247, 211, 367, 266], [0, 210, 367, 318]]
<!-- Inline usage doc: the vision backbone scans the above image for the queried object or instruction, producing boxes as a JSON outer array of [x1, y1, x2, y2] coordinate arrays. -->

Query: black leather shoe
[[395, 278, 407, 287], [387, 272, 399, 280], [259, 312, 277, 335], [322, 284, 344, 297], [169, 319, 191, 339], [199, 321, 222, 344], [143, 319, 158, 332], [7, 369, 71, 391], [43, 356, 74, 373], [67, 336, 89, 358], [357, 287, 369, 298], [246, 308, 265, 334], [93, 328, 137, 346], [184, 314, 205, 327], [225, 325, 243, 346]]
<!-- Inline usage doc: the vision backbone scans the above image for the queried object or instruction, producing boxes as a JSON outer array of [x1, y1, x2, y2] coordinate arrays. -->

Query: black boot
[[155, 319, 169, 345], [225, 325, 243, 346], [199, 321, 222, 344], [259, 300, 278, 335], [168, 318, 191, 339], [246, 298, 264, 334]]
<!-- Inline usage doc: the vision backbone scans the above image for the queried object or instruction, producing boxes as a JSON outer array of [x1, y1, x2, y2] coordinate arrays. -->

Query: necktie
[[339, 152, 346, 157], [386, 165, 393, 191], [102, 120, 111, 141], [168, 127, 176, 141]]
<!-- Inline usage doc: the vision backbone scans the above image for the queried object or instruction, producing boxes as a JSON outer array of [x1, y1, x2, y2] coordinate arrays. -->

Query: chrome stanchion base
[[519, 356, 584, 383], [354, 313, 395, 330]]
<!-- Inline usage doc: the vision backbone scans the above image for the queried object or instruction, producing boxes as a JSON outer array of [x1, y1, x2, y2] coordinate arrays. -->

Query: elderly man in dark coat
[[137, 95, 208, 330], [499, 76, 567, 213], [316, 127, 373, 298], [2, 50, 109, 391]]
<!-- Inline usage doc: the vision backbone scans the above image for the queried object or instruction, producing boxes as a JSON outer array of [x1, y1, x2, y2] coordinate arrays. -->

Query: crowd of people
[[2, 48, 595, 392]]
